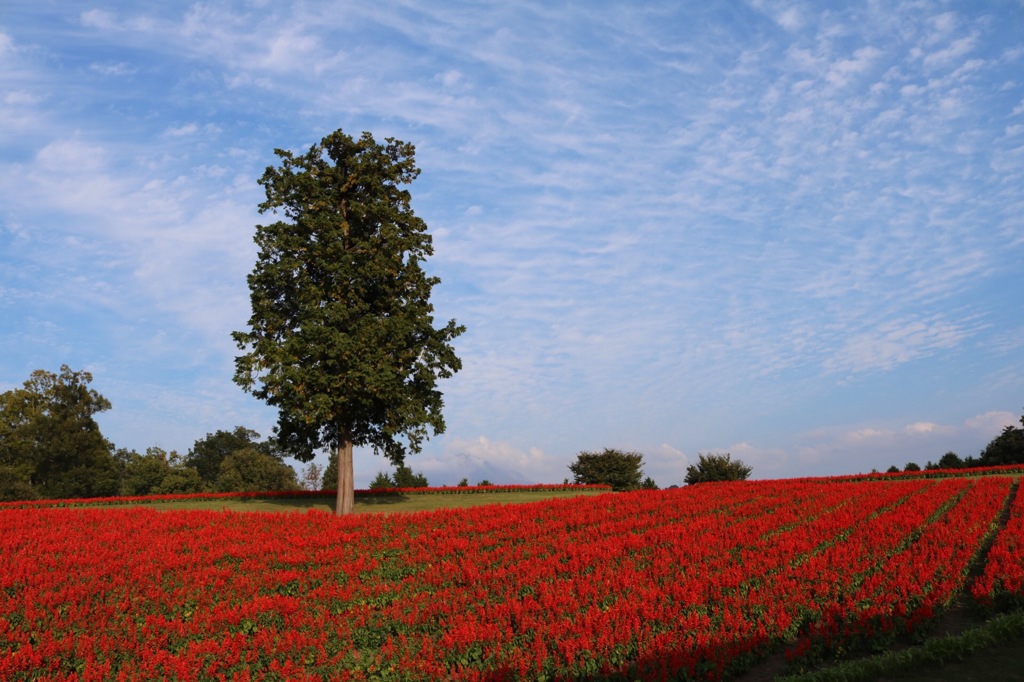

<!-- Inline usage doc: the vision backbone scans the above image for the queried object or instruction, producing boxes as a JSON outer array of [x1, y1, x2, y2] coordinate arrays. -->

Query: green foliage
[[152, 465, 205, 495], [777, 609, 1024, 682], [214, 447, 299, 493], [392, 464, 428, 488], [938, 451, 965, 469], [118, 448, 173, 496], [476, 479, 492, 487], [322, 450, 338, 490], [886, 465, 900, 474], [117, 447, 204, 496], [368, 471, 395, 490], [684, 452, 752, 485], [0, 366, 119, 499], [322, 451, 428, 492], [904, 462, 921, 472], [0, 464, 38, 502], [232, 129, 464, 463], [185, 426, 275, 485], [640, 476, 659, 490], [232, 129, 464, 512], [977, 411, 1024, 466], [457, 478, 469, 487], [568, 448, 647, 491]]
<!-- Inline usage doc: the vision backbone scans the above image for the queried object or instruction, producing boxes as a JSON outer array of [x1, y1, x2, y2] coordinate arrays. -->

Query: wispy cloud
[[1, 1, 1021, 484]]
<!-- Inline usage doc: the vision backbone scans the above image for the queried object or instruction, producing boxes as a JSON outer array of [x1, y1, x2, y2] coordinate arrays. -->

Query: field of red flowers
[[1, 475, 1022, 681]]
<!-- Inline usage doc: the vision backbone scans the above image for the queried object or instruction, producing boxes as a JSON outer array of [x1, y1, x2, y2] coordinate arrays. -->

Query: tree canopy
[[117, 447, 205, 496], [214, 447, 299, 493], [684, 452, 752, 485], [185, 426, 279, 486], [0, 365, 119, 500], [568, 448, 647, 491], [232, 129, 464, 514], [976, 411, 1024, 466]]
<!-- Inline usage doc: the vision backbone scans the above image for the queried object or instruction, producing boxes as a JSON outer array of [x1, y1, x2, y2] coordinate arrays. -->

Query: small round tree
[[683, 452, 752, 485], [568, 448, 646, 491]]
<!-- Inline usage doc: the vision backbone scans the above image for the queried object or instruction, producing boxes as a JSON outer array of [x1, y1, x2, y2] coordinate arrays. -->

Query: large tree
[[233, 129, 464, 514], [0, 365, 119, 499]]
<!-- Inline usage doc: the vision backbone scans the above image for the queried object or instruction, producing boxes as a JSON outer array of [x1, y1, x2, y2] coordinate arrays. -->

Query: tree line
[[883, 412, 1024, 474], [0, 365, 754, 503], [566, 448, 752, 490], [0, 366, 301, 502]]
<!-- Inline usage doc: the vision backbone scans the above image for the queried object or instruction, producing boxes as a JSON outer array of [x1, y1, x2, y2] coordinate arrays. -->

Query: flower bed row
[[0, 477, 1017, 681], [971, 480, 1024, 609], [784, 477, 1011, 666], [789, 463, 1024, 483], [0, 483, 611, 510]]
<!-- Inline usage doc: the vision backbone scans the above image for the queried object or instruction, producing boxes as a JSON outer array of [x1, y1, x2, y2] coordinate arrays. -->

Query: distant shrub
[[684, 452, 752, 485], [568, 448, 647, 491], [369, 471, 395, 490]]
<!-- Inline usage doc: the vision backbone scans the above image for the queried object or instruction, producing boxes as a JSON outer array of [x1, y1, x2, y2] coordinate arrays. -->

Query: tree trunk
[[335, 433, 354, 515]]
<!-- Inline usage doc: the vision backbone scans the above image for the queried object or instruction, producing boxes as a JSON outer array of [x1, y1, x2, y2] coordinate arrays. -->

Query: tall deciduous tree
[[233, 129, 464, 515]]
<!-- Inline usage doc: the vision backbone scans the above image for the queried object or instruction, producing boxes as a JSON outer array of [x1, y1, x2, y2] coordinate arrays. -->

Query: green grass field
[[122, 487, 610, 514]]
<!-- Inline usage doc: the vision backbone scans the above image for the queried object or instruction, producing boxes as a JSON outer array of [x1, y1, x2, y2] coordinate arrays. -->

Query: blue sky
[[2, 1, 1022, 487]]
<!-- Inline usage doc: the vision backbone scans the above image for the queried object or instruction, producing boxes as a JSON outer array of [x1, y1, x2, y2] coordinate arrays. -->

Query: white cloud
[[80, 10, 117, 30], [923, 34, 978, 69], [776, 8, 803, 32], [90, 62, 138, 77], [398, 436, 565, 486], [825, 317, 974, 375], [4, 90, 41, 106], [826, 46, 882, 88], [448, 436, 551, 467], [1, 1, 1021, 480], [33, 138, 109, 178], [721, 441, 790, 476], [965, 411, 1019, 434], [844, 428, 891, 442], [165, 123, 199, 137], [785, 409, 1019, 476], [904, 421, 956, 436]]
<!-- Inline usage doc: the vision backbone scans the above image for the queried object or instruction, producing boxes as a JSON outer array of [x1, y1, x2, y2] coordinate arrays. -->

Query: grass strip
[[779, 608, 1024, 681]]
